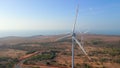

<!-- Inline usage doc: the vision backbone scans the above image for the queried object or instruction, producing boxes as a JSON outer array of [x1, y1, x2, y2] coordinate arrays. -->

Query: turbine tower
[[56, 4, 91, 68]]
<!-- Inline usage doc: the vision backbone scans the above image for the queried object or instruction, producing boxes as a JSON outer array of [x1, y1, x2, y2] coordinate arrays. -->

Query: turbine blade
[[55, 34, 71, 41], [73, 37, 91, 60], [83, 31, 89, 34], [79, 30, 89, 35], [72, 4, 79, 33]]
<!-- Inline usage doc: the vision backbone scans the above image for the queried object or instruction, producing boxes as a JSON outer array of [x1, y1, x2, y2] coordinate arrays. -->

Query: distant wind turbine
[[79, 30, 89, 46]]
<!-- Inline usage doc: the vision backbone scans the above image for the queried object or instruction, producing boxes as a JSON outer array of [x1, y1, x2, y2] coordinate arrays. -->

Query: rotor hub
[[72, 33, 76, 37]]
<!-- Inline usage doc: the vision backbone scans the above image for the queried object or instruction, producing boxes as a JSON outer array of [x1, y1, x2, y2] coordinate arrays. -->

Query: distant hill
[[0, 34, 120, 46]]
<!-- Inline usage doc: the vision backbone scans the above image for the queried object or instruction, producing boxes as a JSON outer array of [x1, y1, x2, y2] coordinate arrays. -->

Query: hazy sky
[[0, 0, 120, 36]]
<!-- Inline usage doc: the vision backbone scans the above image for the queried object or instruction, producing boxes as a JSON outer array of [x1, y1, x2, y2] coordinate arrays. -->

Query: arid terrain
[[0, 34, 120, 68]]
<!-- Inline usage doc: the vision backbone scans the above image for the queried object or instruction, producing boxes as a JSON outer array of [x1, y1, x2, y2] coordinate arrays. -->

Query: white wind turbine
[[79, 31, 89, 46], [56, 4, 91, 68]]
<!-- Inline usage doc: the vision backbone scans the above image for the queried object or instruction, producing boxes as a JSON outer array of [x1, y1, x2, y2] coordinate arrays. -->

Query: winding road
[[14, 51, 40, 68]]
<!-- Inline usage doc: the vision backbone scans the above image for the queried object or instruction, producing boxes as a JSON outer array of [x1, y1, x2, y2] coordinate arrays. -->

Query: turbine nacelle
[[55, 33, 91, 61], [72, 33, 76, 37]]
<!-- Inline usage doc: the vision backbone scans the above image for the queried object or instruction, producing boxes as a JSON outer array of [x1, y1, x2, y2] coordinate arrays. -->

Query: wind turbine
[[79, 31, 88, 46], [56, 4, 91, 68]]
